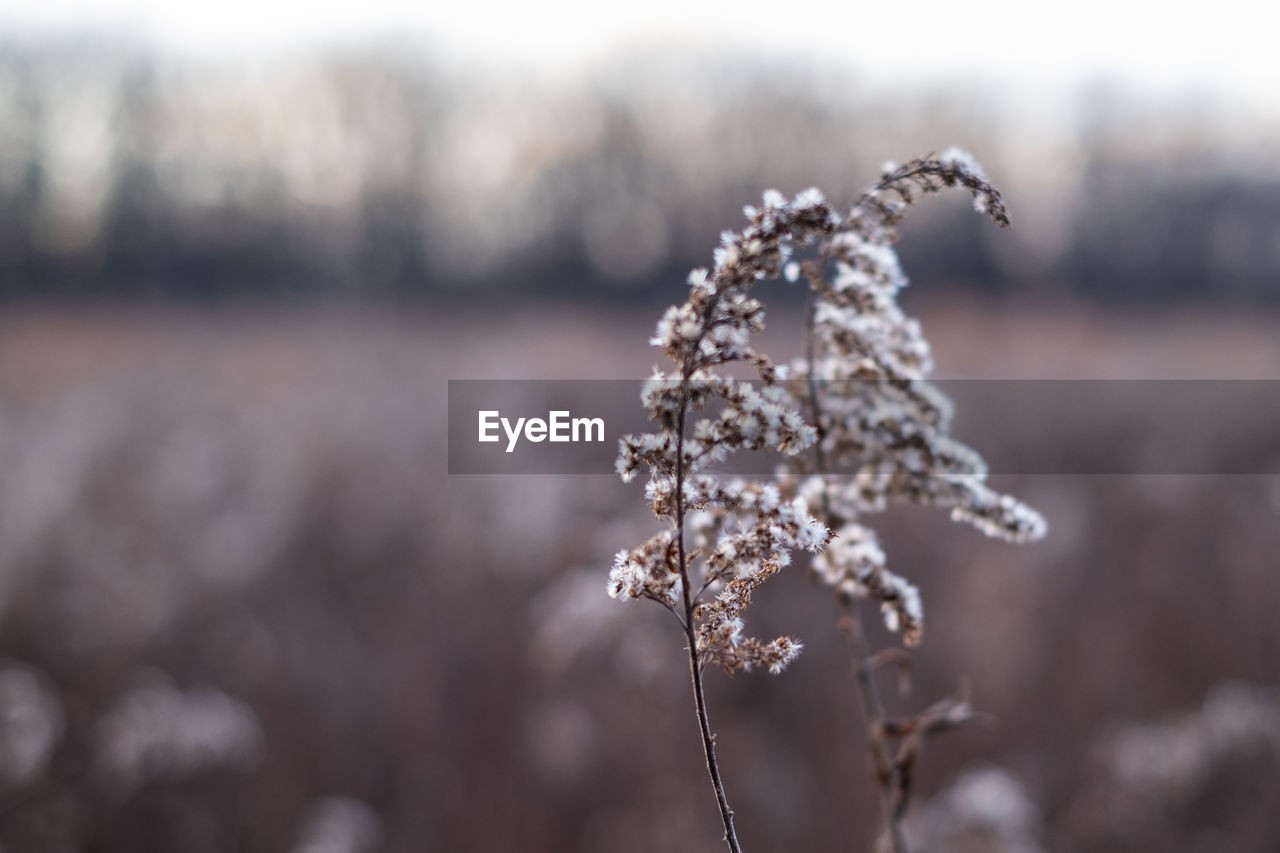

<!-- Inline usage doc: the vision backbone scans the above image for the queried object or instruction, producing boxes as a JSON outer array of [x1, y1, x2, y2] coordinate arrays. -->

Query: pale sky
[[2, 0, 1278, 104]]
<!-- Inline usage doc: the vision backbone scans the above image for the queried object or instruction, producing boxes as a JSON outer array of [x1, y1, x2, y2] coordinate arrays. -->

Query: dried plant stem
[[674, 380, 744, 853], [613, 163, 1040, 851], [682, 618, 743, 853], [842, 601, 909, 853], [801, 287, 832, 519], [804, 290, 907, 852]]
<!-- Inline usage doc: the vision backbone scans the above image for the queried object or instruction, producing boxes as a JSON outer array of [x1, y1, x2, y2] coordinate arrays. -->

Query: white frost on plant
[[939, 146, 987, 180], [614, 158, 1039, 669], [778, 150, 1040, 646]]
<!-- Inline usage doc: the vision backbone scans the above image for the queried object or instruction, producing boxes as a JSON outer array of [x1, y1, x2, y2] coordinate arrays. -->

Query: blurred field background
[[1, 3, 1279, 851]]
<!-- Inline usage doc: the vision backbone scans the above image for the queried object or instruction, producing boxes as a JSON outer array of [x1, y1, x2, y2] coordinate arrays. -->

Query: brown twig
[[842, 599, 911, 853], [804, 281, 907, 851], [675, 335, 743, 853]]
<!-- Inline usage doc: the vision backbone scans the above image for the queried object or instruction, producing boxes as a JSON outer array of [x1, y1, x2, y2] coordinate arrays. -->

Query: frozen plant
[[789, 151, 1042, 645], [611, 152, 1045, 852], [612, 187, 840, 852], [785, 153, 1046, 852]]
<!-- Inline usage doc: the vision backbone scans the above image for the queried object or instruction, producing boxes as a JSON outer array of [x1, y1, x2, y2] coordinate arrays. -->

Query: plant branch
[[675, 364, 744, 853], [804, 287, 907, 852], [842, 600, 909, 853]]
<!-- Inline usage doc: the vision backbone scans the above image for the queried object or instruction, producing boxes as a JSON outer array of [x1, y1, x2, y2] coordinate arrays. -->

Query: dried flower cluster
[[611, 187, 856, 851], [788, 150, 1046, 646], [612, 187, 843, 678], [610, 151, 1045, 852], [777, 153, 1046, 853]]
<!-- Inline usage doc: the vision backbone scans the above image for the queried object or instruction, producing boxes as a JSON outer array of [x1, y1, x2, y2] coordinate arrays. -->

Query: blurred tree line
[[1, 38, 1278, 306]]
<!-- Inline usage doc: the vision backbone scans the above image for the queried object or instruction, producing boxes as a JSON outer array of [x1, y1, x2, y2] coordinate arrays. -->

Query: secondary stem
[[843, 601, 908, 853], [804, 287, 907, 853]]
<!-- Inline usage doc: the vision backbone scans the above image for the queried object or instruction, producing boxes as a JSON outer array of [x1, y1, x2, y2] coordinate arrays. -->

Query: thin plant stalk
[[843, 601, 909, 853], [612, 158, 1042, 852], [674, 377, 744, 853], [804, 287, 907, 852]]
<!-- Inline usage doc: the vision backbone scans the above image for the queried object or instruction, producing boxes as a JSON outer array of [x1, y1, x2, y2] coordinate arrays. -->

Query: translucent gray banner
[[447, 380, 1280, 475]]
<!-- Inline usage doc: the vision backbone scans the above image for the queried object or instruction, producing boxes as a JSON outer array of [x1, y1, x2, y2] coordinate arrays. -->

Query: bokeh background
[[0, 2, 1278, 851]]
